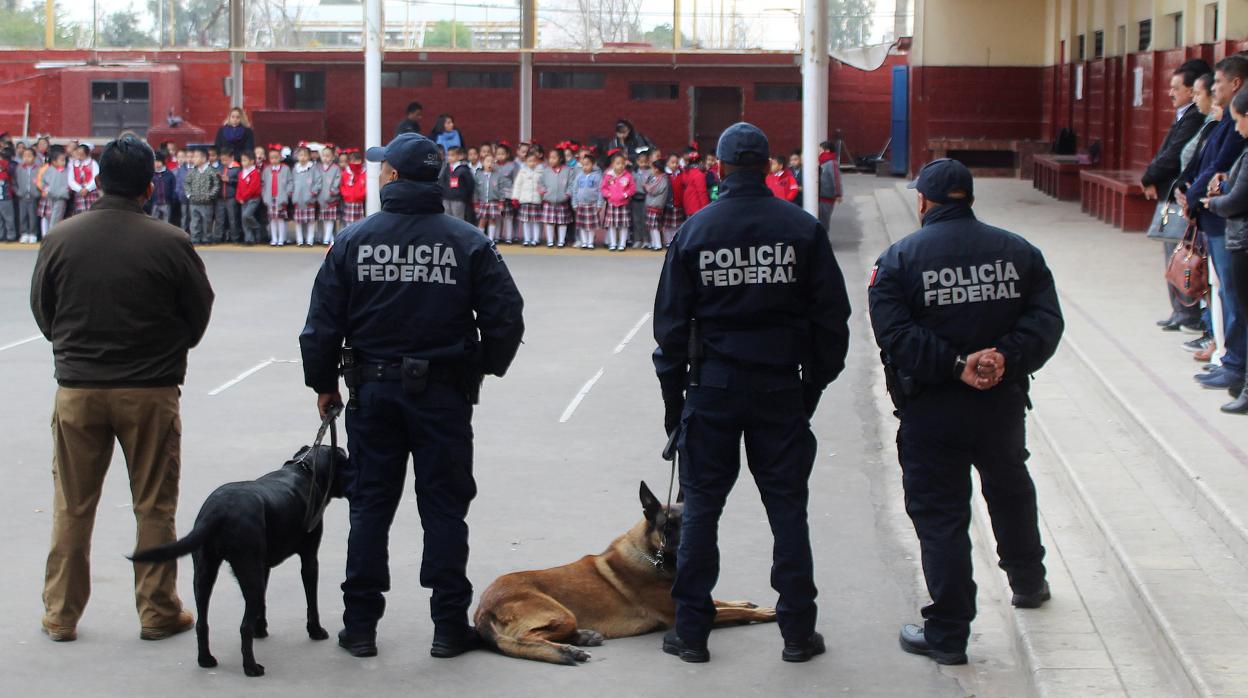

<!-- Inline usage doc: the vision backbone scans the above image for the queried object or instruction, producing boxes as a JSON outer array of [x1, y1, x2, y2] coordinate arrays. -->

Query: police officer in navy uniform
[[868, 159, 1063, 666], [653, 122, 851, 664], [300, 132, 524, 659]]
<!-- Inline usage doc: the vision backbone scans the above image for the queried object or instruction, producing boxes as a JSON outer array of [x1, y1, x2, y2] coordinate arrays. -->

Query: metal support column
[[801, 0, 828, 217], [519, 0, 536, 141], [364, 0, 383, 214], [229, 0, 245, 109]]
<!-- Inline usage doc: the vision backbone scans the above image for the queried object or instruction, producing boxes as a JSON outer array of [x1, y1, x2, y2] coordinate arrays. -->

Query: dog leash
[[652, 427, 682, 569], [300, 404, 343, 532]]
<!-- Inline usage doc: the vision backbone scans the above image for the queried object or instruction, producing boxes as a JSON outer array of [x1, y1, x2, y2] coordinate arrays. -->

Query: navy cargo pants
[[897, 384, 1046, 653], [341, 380, 476, 639], [673, 360, 818, 648]]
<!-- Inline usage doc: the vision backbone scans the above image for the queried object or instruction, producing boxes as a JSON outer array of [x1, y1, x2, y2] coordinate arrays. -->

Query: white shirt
[[1176, 101, 1195, 122]]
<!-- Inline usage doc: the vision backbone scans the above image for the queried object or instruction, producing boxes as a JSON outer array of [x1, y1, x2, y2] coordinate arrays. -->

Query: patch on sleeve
[[489, 239, 504, 263], [869, 265, 879, 287]]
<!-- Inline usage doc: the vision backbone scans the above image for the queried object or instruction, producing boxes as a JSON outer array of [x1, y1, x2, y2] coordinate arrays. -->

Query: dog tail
[[128, 517, 214, 563], [478, 621, 587, 666]]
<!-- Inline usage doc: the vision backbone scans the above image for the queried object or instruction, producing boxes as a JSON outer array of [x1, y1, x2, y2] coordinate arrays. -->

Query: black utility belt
[[355, 359, 464, 384]]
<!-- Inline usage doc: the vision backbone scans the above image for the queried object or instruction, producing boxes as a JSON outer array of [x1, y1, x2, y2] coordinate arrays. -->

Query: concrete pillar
[[364, 0, 383, 215], [229, 0, 245, 109], [519, 0, 536, 141], [801, 0, 828, 217]]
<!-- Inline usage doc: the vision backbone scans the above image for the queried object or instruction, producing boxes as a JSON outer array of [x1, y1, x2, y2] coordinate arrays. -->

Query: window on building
[[1172, 12, 1183, 48], [630, 83, 679, 100], [538, 71, 605, 89], [287, 71, 326, 110], [755, 83, 801, 101], [1205, 3, 1220, 42], [381, 69, 433, 89], [1138, 19, 1152, 52], [1093, 30, 1104, 59], [1077, 34, 1086, 61], [448, 70, 513, 88]]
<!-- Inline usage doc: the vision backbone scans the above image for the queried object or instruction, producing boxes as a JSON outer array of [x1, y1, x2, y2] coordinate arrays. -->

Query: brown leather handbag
[[1166, 222, 1209, 305]]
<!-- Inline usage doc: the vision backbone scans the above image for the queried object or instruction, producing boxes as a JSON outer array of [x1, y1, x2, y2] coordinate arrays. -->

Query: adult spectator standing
[[869, 159, 1063, 666], [212, 107, 255, 160], [817, 141, 842, 230], [608, 119, 654, 163], [654, 122, 850, 664], [1177, 55, 1248, 393], [1144, 60, 1211, 332], [429, 114, 464, 152], [300, 133, 524, 660], [394, 101, 424, 139], [30, 134, 214, 643]]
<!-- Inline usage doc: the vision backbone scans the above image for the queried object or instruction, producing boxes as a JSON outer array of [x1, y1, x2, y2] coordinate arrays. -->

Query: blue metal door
[[890, 65, 909, 176]]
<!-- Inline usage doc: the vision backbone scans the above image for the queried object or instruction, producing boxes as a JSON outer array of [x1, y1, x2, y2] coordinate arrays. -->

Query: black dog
[[131, 444, 348, 677]]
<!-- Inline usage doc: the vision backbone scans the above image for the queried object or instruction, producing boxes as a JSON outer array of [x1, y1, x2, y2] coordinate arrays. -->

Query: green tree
[[422, 20, 472, 49], [0, 3, 84, 48], [644, 22, 697, 49], [145, 0, 228, 47], [829, 0, 873, 49], [99, 8, 156, 47]]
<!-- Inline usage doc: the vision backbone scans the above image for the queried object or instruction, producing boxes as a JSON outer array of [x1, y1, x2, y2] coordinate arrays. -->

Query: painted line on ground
[[559, 367, 605, 423], [0, 333, 43, 352], [208, 358, 300, 396], [614, 312, 652, 354]]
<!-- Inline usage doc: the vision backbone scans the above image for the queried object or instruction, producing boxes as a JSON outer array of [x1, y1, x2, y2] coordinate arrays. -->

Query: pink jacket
[[600, 169, 636, 207]]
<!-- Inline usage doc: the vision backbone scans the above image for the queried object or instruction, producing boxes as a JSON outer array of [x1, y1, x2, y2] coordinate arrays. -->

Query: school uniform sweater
[[316, 163, 341, 206], [511, 165, 543, 205], [262, 164, 292, 207], [539, 165, 575, 204], [290, 162, 321, 207]]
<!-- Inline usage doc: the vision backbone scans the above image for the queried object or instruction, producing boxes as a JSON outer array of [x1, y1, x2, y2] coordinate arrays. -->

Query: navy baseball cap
[[365, 133, 442, 181], [716, 122, 769, 166], [907, 158, 974, 203]]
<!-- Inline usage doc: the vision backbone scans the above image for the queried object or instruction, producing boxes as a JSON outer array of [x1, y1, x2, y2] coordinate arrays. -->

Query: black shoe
[[1183, 334, 1214, 352], [662, 629, 709, 663], [1156, 315, 1178, 327], [898, 624, 968, 665], [782, 632, 826, 662], [430, 629, 483, 658], [1011, 581, 1052, 609], [337, 629, 377, 657], [1222, 390, 1248, 414], [1160, 321, 1183, 332]]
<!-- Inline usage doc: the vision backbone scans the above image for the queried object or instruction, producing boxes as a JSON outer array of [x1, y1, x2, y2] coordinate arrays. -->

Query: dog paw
[[756, 607, 778, 620], [198, 655, 218, 668], [559, 645, 591, 664], [244, 662, 265, 677], [575, 629, 605, 647], [308, 625, 329, 641], [719, 600, 758, 609]]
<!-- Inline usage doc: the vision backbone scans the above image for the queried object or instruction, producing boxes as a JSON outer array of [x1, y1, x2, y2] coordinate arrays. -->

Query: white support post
[[519, 0, 535, 141], [364, 0, 383, 215], [229, 0, 244, 109], [801, 0, 828, 217]]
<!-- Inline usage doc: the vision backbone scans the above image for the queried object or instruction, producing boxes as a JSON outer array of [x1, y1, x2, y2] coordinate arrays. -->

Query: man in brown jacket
[[30, 134, 215, 642]]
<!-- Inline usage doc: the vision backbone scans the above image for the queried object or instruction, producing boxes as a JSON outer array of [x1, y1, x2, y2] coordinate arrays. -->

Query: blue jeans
[[1208, 234, 1246, 374]]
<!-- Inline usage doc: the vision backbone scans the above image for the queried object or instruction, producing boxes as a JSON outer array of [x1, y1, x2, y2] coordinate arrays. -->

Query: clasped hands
[[961, 348, 1004, 391]]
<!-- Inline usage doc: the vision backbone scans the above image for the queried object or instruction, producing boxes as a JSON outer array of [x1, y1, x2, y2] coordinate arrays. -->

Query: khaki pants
[[43, 386, 184, 629]]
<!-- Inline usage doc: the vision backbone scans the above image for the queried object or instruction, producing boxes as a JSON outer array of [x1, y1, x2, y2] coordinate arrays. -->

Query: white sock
[[650, 229, 662, 249], [278, 219, 288, 245], [607, 228, 617, 248], [557, 225, 567, 246], [323, 220, 335, 244], [544, 224, 554, 246], [503, 217, 513, 242], [486, 222, 496, 241]]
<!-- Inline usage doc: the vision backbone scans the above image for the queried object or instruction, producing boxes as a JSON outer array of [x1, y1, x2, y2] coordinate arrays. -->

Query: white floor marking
[[0, 334, 42, 352], [559, 367, 605, 423], [208, 358, 300, 396], [613, 312, 652, 354]]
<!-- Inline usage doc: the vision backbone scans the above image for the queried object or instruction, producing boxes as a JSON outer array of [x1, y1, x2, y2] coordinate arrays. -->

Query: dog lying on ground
[[130, 444, 348, 677], [473, 481, 776, 664]]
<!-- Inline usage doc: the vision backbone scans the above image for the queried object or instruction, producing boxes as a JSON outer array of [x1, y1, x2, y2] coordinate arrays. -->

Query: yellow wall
[[911, 0, 1050, 66]]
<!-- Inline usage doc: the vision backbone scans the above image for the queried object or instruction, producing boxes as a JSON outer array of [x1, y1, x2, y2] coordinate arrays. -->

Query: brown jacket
[[30, 195, 214, 387]]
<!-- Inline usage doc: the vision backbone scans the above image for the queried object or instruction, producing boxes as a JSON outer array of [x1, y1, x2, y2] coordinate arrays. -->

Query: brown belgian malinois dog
[[473, 481, 776, 664]]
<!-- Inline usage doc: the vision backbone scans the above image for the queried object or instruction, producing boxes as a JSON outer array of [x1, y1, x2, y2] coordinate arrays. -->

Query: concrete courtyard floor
[[0, 176, 1038, 696]]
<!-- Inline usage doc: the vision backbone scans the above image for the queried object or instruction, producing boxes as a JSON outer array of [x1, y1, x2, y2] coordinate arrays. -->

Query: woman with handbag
[[1202, 88, 1248, 413]]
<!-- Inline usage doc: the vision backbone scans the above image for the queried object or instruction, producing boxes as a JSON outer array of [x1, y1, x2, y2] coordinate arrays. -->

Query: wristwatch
[[953, 355, 967, 378]]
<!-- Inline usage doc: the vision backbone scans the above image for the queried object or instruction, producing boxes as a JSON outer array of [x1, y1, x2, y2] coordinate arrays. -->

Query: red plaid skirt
[[475, 200, 503, 221], [518, 202, 543, 223], [318, 202, 339, 220], [541, 201, 573, 225], [603, 203, 631, 229], [73, 189, 100, 213], [663, 206, 686, 229], [342, 201, 365, 222], [267, 202, 289, 220], [292, 204, 318, 223], [574, 202, 602, 229], [645, 206, 664, 230]]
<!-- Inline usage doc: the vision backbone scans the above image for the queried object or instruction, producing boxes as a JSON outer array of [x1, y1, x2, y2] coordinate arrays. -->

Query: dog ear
[[639, 481, 660, 517]]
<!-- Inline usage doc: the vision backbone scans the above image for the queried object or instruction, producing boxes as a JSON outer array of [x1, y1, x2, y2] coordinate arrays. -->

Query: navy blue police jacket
[[652, 171, 851, 396], [867, 202, 1063, 391], [300, 178, 525, 395]]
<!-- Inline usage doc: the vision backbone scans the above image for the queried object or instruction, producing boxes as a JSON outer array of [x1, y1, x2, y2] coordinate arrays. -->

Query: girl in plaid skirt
[[573, 150, 604, 249], [68, 144, 100, 214], [494, 142, 518, 243], [340, 149, 366, 225], [290, 145, 322, 246], [38, 148, 70, 234], [600, 150, 636, 251], [474, 153, 505, 241], [663, 153, 685, 246], [538, 148, 575, 248], [315, 144, 341, 245], [261, 145, 292, 245], [642, 154, 670, 251], [511, 150, 544, 247]]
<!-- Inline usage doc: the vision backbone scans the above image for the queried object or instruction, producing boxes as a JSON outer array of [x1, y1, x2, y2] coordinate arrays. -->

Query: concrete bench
[[1032, 154, 1090, 201], [927, 138, 1050, 179], [1079, 170, 1151, 232]]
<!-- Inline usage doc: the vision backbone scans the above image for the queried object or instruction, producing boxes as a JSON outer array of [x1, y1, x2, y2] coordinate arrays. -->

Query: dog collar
[[639, 548, 666, 569]]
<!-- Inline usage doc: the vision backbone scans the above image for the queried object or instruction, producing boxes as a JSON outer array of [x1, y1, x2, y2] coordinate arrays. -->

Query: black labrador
[[131, 443, 348, 677]]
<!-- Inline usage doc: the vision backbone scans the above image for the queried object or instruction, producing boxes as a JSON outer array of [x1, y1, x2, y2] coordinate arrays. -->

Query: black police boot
[[661, 629, 710, 663], [1011, 581, 1052, 609], [337, 629, 377, 658], [430, 628, 483, 659], [1221, 388, 1248, 414], [898, 624, 968, 665], [781, 631, 826, 663]]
